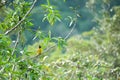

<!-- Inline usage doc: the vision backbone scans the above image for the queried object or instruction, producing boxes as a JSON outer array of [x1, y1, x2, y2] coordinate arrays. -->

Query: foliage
[[0, 0, 33, 32], [0, 0, 120, 80], [41, 0, 61, 25]]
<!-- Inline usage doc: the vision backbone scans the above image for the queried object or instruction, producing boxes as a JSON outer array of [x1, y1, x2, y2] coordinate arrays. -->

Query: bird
[[37, 45, 42, 55]]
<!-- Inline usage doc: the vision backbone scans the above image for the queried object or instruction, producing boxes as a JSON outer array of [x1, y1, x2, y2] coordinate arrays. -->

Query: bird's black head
[[39, 45, 41, 48]]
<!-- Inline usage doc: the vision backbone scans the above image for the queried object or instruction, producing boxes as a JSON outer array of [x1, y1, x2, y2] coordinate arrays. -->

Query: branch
[[43, 21, 76, 53], [5, 0, 37, 35], [0, 31, 21, 74], [19, 21, 76, 61], [69, 71, 74, 80], [64, 21, 76, 40], [9, 31, 20, 80], [9, 65, 15, 80], [45, 21, 76, 52], [0, 0, 37, 76], [32, 44, 56, 58], [8, 31, 21, 61], [31, 21, 77, 59]]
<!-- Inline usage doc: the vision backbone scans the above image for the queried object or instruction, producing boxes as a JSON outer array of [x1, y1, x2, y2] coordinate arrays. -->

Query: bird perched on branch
[[37, 45, 42, 55]]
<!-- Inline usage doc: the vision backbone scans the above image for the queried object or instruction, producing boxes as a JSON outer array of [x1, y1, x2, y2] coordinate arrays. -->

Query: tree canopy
[[0, 0, 120, 80]]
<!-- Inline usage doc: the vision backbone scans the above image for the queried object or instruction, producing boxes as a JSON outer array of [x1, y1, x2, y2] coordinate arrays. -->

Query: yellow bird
[[37, 45, 42, 55]]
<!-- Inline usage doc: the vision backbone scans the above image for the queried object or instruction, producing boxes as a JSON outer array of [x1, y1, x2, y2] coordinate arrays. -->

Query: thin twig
[[9, 65, 15, 80], [9, 31, 20, 80], [30, 21, 77, 59], [0, 0, 37, 78], [0, 0, 37, 73], [69, 71, 75, 80], [8, 31, 21, 61], [5, 0, 37, 35], [43, 21, 76, 53], [64, 21, 76, 40], [0, 30, 21, 76], [42, 21, 76, 54], [19, 21, 76, 61], [31, 44, 56, 58]]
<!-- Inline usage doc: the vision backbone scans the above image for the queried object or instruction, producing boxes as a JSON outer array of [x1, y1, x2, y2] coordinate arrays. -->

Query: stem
[[8, 31, 21, 61], [30, 21, 77, 59], [0, 31, 21, 78], [47, 0, 50, 5], [64, 21, 76, 40], [9, 65, 15, 80], [5, 0, 37, 35]]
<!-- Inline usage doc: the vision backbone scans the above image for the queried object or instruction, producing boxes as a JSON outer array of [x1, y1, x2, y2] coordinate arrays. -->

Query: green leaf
[[41, 3, 61, 25], [26, 22, 34, 27]]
